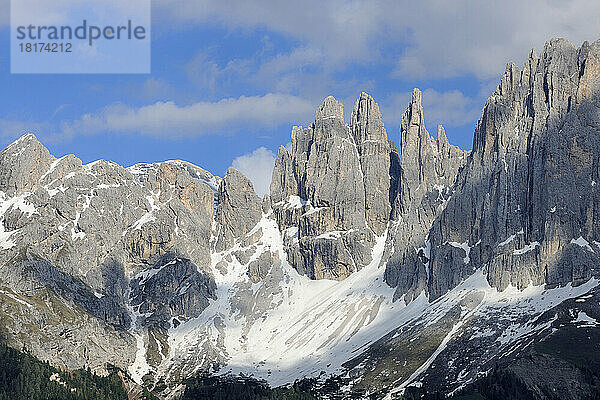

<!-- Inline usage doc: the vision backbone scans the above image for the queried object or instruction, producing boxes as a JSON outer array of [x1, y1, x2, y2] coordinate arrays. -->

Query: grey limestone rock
[[420, 38, 600, 299], [270, 93, 400, 280], [130, 253, 216, 329], [383, 88, 468, 301], [0, 135, 220, 374], [214, 167, 263, 251], [0, 133, 54, 196]]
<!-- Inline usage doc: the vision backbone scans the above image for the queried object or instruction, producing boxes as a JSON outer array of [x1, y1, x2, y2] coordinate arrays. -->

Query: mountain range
[[1, 37, 600, 399]]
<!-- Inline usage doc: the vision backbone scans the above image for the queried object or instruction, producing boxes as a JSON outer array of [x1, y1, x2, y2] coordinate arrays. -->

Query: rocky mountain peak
[[398, 87, 463, 190], [0, 133, 54, 196], [269, 92, 402, 279], [405, 88, 425, 127], [400, 88, 431, 157], [384, 88, 467, 301], [437, 125, 448, 148], [350, 92, 387, 145], [315, 95, 344, 122], [214, 167, 262, 251]]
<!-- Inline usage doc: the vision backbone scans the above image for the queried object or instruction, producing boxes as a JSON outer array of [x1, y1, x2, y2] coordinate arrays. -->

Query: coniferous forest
[[0, 342, 127, 400], [181, 375, 316, 400]]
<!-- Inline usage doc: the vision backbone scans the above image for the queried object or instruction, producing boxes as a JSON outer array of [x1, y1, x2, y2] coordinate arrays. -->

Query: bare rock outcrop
[[270, 94, 400, 280]]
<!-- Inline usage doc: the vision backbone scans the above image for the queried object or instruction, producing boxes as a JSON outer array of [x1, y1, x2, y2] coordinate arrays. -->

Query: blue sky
[[1, 0, 599, 195]]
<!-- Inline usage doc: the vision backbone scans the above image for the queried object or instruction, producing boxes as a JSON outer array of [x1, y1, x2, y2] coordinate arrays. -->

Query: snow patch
[[571, 236, 594, 252], [287, 195, 306, 209], [447, 241, 471, 264], [126, 285, 152, 384], [40, 156, 67, 181], [316, 230, 355, 240], [513, 241, 539, 255], [384, 273, 599, 397], [130, 192, 161, 231], [164, 217, 403, 387], [135, 259, 178, 285], [574, 311, 598, 327], [0, 191, 38, 249], [0, 289, 33, 308], [498, 234, 516, 247]]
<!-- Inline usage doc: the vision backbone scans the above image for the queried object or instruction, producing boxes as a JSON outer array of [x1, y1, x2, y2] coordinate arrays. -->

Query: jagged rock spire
[[270, 92, 403, 279], [350, 92, 396, 235], [215, 167, 262, 251], [270, 145, 296, 204], [400, 88, 437, 186], [384, 88, 468, 301], [351, 92, 388, 144], [398, 88, 465, 197]]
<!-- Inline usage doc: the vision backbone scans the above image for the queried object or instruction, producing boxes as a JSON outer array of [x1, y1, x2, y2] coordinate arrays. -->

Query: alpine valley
[[2, 38, 600, 399]]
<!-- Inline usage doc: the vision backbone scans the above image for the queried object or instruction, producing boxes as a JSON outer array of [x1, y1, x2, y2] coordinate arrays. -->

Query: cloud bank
[[60, 93, 315, 138], [153, 0, 600, 81]]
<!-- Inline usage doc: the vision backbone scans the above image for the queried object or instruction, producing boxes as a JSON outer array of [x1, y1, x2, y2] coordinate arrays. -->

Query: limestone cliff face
[[0, 133, 54, 196], [270, 93, 400, 280], [383, 88, 468, 301], [380, 38, 600, 302], [214, 167, 263, 252], [420, 38, 600, 299], [351, 92, 400, 236]]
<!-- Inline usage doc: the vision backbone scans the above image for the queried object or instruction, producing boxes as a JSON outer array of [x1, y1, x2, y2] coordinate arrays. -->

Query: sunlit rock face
[[271, 93, 400, 280]]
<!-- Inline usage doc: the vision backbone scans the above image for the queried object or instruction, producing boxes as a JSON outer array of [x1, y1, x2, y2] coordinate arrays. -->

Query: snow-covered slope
[[124, 212, 599, 398]]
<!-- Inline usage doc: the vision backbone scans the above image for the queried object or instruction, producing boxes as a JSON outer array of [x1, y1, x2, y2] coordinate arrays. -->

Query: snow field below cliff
[[384, 271, 599, 398], [161, 213, 600, 392], [165, 215, 430, 386], [0, 191, 37, 249]]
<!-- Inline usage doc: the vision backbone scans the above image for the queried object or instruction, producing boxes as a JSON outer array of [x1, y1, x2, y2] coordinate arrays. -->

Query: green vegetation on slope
[[181, 375, 316, 400], [0, 342, 127, 400]]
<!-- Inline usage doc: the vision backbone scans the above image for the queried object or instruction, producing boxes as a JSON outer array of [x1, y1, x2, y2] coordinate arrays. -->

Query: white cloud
[[0, 119, 50, 143], [60, 93, 316, 138], [420, 89, 483, 129], [183, 53, 253, 93], [3, 0, 600, 82], [392, 0, 600, 80], [381, 88, 483, 131], [153, 0, 386, 66], [152, 0, 600, 82], [232, 147, 276, 197], [138, 78, 177, 100]]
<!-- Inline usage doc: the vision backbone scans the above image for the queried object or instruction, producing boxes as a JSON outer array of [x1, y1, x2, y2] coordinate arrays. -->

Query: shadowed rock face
[[214, 167, 263, 251], [422, 38, 600, 299], [130, 253, 217, 330], [383, 88, 468, 302]]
